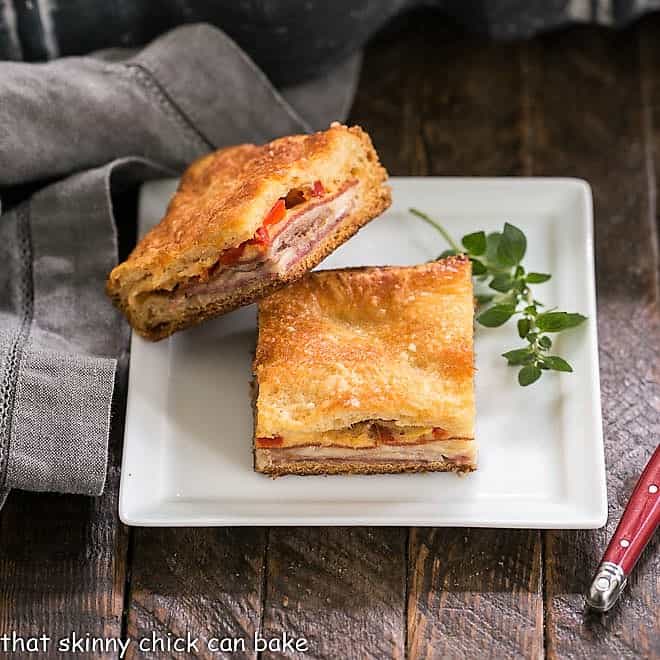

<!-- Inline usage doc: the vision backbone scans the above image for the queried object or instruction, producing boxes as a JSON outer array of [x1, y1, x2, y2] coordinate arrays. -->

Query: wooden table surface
[[1, 12, 659, 660]]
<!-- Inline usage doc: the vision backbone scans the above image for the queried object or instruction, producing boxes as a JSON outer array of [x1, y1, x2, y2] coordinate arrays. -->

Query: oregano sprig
[[409, 208, 587, 386]]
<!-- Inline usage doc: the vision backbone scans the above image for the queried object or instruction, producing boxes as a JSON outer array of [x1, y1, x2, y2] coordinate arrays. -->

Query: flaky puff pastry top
[[107, 123, 387, 300], [254, 257, 475, 439]]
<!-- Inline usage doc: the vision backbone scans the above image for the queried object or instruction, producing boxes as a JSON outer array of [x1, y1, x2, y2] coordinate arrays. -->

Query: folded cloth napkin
[[0, 23, 361, 507]]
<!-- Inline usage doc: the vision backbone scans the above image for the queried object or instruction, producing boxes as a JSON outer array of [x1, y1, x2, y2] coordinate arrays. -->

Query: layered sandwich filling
[[173, 179, 358, 302], [254, 420, 476, 471]]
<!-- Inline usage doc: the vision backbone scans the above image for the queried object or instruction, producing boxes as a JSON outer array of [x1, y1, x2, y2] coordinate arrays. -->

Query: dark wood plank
[[353, 17, 545, 660], [525, 24, 660, 658], [261, 527, 407, 660], [0, 365, 129, 659], [641, 19, 660, 296], [347, 14, 431, 176], [126, 528, 266, 660], [408, 528, 543, 659], [417, 36, 526, 178]]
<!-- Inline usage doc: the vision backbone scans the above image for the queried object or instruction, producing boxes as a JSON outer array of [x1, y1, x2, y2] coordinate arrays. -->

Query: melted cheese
[[256, 420, 464, 449]]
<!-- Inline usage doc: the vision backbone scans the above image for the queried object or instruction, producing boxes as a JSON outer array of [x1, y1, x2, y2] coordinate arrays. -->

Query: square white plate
[[119, 177, 606, 527]]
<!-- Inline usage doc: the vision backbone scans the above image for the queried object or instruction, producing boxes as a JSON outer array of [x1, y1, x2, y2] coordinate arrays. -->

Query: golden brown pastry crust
[[106, 123, 390, 340], [253, 257, 476, 460]]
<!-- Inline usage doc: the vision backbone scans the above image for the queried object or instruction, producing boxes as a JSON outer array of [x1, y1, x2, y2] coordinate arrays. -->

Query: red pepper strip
[[263, 198, 286, 226], [217, 198, 287, 265], [312, 180, 325, 196], [256, 435, 283, 448]]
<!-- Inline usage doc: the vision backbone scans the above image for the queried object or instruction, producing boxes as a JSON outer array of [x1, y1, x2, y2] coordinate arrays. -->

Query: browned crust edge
[[254, 457, 476, 477]]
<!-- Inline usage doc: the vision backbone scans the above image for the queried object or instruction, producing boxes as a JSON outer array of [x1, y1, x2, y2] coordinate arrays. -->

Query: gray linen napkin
[[0, 23, 360, 507]]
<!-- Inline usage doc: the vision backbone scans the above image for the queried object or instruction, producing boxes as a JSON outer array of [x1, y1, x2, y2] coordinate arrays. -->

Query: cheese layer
[[255, 421, 464, 449]]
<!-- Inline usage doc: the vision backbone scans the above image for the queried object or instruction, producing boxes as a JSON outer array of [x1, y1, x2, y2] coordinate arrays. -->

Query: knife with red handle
[[586, 444, 660, 612]]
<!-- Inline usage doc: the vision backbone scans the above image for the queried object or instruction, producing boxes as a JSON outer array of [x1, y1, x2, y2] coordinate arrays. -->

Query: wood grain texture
[[348, 15, 430, 176], [260, 527, 407, 660], [525, 25, 660, 659], [641, 18, 660, 308], [0, 363, 129, 659], [353, 17, 544, 660], [408, 529, 543, 659], [125, 528, 266, 659]]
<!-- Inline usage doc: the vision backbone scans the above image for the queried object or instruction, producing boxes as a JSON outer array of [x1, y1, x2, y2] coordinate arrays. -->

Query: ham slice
[[175, 181, 358, 302], [255, 439, 477, 471]]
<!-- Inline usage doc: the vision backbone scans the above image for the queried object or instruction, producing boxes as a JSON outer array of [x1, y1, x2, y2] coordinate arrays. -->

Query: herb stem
[[409, 208, 461, 252]]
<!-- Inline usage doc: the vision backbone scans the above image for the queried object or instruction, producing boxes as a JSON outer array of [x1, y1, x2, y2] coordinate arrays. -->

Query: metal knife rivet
[[620, 539, 630, 548], [649, 484, 658, 494], [596, 576, 610, 590]]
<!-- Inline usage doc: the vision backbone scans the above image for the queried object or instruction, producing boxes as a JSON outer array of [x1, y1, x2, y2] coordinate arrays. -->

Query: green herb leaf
[[538, 335, 552, 350], [488, 274, 513, 293], [477, 304, 516, 327], [564, 313, 588, 327], [475, 293, 494, 305], [541, 356, 573, 372], [470, 258, 487, 275], [502, 348, 534, 365], [526, 272, 551, 284], [462, 231, 487, 255], [518, 365, 542, 386], [517, 318, 530, 339], [497, 222, 527, 266], [438, 249, 458, 259], [486, 232, 502, 265], [489, 274, 514, 293], [494, 291, 518, 306], [536, 311, 588, 332]]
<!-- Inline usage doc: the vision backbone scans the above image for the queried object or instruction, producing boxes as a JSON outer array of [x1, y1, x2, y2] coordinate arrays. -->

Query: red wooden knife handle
[[603, 444, 660, 574], [587, 444, 660, 612]]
